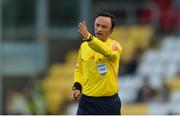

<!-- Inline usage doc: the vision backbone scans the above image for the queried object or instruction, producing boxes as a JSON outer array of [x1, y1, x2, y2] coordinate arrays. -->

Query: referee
[[71, 12, 122, 115]]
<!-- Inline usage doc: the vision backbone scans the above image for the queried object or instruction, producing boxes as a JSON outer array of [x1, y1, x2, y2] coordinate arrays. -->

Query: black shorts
[[76, 93, 121, 115]]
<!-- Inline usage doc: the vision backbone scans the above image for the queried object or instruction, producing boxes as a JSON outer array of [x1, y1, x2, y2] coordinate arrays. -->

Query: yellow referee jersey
[[74, 36, 122, 97]]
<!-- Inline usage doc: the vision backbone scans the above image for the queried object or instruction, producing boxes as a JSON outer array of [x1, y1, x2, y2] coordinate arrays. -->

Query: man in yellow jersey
[[71, 12, 122, 115]]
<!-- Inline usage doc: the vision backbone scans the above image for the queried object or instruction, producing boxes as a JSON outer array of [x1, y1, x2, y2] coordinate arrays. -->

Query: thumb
[[74, 91, 80, 97]]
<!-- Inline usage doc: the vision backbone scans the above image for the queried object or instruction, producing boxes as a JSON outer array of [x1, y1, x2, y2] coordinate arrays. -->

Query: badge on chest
[[97, 63, 107, 76]]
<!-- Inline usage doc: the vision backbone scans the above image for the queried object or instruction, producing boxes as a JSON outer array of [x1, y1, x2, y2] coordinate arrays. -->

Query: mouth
[[96, 33, 102, 37]]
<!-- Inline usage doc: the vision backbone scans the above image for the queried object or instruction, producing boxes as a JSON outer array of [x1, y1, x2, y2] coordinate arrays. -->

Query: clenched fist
[[71, 89, 81, 101]]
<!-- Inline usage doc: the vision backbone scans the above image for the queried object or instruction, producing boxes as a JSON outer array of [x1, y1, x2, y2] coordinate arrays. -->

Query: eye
[[96, 24, 100, 27], [102, 25, 107, 28]]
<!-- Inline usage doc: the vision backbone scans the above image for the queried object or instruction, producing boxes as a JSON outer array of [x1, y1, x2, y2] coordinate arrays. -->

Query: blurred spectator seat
[[169, 91, 180, 103], [166, 77, 180, 92], [111, 25, 154, 65], [148, 102, 170, 115], [42, 50, 77, 114], [137, 36, 180, 79], [118, 75, 143, 104], [119, 35, 180, 115], [122, 103, 149, 115], [154, 0, 172, 10], [169, 91, 180, 114]]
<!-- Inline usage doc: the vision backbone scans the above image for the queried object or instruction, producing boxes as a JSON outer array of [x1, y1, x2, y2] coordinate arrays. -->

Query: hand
[[78, 21, 91, 40], [71, 89, 81, 101]]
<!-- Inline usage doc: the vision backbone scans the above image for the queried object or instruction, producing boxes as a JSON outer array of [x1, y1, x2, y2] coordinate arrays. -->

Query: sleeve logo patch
[[112, 43, 118, 51]]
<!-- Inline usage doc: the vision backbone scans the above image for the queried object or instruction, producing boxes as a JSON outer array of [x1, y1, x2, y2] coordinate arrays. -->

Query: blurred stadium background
[[0, 0, 180, 115]]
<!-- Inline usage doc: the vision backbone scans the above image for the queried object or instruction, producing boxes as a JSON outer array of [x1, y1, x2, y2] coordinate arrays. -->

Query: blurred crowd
[[4, 76, 47, 114]]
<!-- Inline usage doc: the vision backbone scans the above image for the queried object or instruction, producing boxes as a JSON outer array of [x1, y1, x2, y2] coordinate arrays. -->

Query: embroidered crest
[[97, 64, 107, 76]]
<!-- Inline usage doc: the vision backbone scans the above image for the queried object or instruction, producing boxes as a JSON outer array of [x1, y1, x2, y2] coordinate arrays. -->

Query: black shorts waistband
[[82, 93, 118, 100]]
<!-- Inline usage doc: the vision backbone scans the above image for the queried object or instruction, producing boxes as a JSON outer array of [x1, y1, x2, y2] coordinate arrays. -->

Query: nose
[[97, 26, 102, 32]]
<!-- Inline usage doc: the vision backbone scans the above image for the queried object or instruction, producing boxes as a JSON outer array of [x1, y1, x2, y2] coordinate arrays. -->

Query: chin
[[96, 35, 102, 39]]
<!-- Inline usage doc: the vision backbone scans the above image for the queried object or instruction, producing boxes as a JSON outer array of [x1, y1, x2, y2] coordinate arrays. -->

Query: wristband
[[83, 33, 93, 41], [86, 35, 93, 41], [86, 33, 91, 40]]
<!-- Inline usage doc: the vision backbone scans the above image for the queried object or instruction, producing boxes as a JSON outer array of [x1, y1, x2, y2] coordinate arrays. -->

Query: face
[[94, 16, 113, 41]]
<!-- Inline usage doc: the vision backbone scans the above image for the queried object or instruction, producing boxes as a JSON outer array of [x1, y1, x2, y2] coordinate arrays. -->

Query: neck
[[100, 37, 108, 42]]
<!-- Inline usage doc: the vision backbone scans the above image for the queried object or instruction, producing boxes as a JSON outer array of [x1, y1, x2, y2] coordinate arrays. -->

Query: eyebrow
[[96, 23, 108, 27]]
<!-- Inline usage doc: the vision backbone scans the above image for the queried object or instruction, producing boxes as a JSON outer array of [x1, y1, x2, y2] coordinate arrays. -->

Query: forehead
[[95, 16, 111, 26]]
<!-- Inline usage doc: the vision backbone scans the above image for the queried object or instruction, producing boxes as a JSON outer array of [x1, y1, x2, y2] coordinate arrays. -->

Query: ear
[[109, 29, 113, 34]]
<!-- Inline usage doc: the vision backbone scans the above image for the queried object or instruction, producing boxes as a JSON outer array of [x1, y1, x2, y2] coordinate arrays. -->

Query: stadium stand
[[118, 35, 180, 115], [42, 51, 77, 114], [2, 0, 180, 115]]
